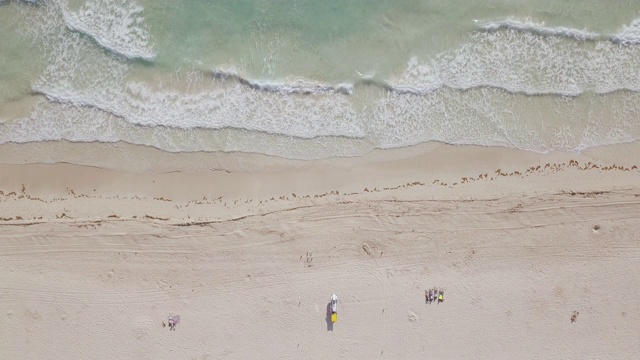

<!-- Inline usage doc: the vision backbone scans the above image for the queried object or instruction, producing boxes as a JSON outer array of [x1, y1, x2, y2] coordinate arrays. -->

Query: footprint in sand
[[407, 311, 419, 323]]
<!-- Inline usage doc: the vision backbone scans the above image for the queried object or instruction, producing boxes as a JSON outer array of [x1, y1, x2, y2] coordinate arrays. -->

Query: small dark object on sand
[[571, 311, 579, 323], [168, 315, 180, 330]]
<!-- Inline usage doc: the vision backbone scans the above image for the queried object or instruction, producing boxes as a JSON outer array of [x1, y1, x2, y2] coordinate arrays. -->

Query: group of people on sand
[[425, 288, 444, 304]]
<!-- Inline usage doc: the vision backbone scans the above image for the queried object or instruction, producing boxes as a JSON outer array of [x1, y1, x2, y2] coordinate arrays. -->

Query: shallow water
[[1, 0, 640, 159]]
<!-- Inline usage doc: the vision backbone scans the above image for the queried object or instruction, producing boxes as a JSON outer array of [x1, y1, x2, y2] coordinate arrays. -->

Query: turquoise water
[[1, 0, 640, 159]]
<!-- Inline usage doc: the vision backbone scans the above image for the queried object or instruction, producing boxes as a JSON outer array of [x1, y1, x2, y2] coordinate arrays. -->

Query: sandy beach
[[3, 1, 640, 358], [1, 142, 640, 359]]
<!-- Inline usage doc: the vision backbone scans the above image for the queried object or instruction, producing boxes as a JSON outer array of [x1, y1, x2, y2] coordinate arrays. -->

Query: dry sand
[[1, 142, 640, 359]]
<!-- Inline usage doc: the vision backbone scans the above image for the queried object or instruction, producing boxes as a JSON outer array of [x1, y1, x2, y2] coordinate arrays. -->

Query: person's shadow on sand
[[325, 302, 333, 331]]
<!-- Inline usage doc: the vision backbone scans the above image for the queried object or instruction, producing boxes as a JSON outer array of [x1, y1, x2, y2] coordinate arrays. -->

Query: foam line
[[211, 69, 353, 95], [479, 17, 640, 46], [61, 0, 156, 61], [478, 19, 600, 41]]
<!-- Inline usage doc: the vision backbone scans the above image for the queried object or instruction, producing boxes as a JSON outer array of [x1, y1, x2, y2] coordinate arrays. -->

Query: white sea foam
[[481, 17, 640, 46], [0, 99, 374, 159], [61, 0, 156, 61], [24, 1, 361, 140], [368, 88, 640, 153], [118, 79, 362, 137], [611, 18, 640, 45], [392, 25, 640, 96], [6, 87, 640, 159], [479, 19, 600, 41], [211, 68, 354, 95], [239, 79, 353, 95], [34, 70, 364, 139]]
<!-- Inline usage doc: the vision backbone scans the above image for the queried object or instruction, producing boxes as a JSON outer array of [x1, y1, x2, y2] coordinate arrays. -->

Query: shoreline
[[1, 141, 639, 223], [2, 139, 640, 172]]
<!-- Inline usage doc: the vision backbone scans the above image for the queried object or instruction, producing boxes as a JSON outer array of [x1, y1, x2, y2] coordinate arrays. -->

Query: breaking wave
[[478, 19, 600, 42], [479, 17, 640, 46], [61, 0, 156, 61]]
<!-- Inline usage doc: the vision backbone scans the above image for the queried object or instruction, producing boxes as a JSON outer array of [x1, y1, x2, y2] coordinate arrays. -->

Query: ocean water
[[1, 0, 640, 159]]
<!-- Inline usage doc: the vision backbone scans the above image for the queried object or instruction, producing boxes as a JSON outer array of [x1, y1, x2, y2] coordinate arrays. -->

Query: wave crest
[[61, 0, 156, 61], [479, 17, 640, 46], [611, 18, 640, 45], [211, 68, 353, 95], [478, 19, 600, 42]]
